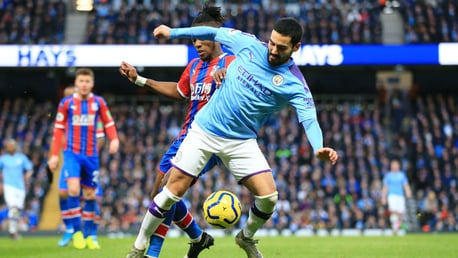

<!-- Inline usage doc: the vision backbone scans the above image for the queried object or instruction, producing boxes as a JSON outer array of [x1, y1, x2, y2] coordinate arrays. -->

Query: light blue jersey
[[170, 27, 323, 153], [0, 152, 32, 190], [383, 171, 408, 197]]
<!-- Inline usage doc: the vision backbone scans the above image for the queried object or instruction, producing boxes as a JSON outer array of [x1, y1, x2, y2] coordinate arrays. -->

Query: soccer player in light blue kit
[[382, 159, 412, 235], [0, 139, 33, 239], [151, 17, 339, 258]]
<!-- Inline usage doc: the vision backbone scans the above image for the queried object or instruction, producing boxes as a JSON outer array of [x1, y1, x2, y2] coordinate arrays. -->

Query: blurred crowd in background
[[1, 0, 458, 44], [1, 91, 458, 234], [1, 0, 458, 235]]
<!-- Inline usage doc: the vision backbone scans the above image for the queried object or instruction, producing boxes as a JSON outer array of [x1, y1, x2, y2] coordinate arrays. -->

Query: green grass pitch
[[1, 234, 456, 258]]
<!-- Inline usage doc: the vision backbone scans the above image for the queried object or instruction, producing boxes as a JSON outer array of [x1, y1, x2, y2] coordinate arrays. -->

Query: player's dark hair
[[75, 67, 94, 78], [192, 4, 224, 28], [273, 17, 303, 46]]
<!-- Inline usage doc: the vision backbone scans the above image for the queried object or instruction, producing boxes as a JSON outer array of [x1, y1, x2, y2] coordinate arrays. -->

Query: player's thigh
[[4, 185, 26, 209], [80, 155, 100, 189], [158, 139, 181, 174], [171, 127, 214, 177], [388, 195, 405, 213], [220, 138, 272, 180], [61, 151, 81, 191]]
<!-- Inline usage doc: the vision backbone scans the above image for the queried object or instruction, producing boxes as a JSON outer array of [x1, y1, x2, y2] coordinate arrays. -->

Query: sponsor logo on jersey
[[72, 114, 96, 126]]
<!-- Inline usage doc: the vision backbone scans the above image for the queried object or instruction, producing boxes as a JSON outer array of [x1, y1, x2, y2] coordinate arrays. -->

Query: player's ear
[[292, 42, 301, 52]]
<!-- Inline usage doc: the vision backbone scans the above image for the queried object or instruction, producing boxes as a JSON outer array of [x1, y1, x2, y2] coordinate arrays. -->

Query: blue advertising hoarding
[[0, 43, 456, 67]]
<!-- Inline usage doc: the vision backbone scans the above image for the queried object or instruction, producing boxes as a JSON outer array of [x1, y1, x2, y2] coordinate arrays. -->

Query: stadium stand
[[1, 92, 457, 234], [0, 0, 67, 44], [2, 0, 458, 237]]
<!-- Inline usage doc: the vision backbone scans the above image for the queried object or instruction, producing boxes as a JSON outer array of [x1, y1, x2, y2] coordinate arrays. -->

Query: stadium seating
[[0, 0, 67, 44], [1, 92, 457, 234]]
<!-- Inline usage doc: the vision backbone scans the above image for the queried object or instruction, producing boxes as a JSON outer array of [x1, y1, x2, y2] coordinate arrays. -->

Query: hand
[[109, 139, 119, 154], [48, 155, 60, 171], [213, 68, 227, 88], [153, 25, 171, 39], [119, 61, 138, 84], [315, 147, 339, 165]]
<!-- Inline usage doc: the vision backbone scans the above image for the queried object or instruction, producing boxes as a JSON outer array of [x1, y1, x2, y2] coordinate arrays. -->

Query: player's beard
[[267, 51, 291, 66]]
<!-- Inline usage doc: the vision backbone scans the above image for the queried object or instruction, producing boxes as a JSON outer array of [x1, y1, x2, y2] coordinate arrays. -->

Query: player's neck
[[76, 93, 91, 100], [208, 49, 224, 61]]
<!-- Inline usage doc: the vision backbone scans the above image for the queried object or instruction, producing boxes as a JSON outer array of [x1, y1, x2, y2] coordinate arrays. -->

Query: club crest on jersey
[[91, 103, 98, 111], [272, 74, 284, 86]]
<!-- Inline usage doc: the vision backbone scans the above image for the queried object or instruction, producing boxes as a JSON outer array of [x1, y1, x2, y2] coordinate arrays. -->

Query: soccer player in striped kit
[[54, 85, 106, 249], [121, 5, 234, 258], [48, 68, 119, 249]]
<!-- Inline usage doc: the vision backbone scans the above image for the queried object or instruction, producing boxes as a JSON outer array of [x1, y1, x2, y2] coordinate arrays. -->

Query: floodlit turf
[[0, 233, 456, 258]]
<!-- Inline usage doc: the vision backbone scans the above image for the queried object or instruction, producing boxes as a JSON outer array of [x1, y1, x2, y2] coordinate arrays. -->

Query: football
[[203, 190, 242, 229]]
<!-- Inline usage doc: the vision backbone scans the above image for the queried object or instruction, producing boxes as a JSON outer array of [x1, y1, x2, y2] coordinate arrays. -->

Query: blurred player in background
[[0, 138, 33, 240], [48, 68, 119, 249], [120, 4, 235, 258], [152, 17, 338, 258], [382, 158, 412, 235], [54, 85, 106, 248]]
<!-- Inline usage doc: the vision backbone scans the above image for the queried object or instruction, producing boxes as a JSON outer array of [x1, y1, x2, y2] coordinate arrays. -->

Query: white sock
[[243, 192, 278, 238], [133, 187, 181, 250]]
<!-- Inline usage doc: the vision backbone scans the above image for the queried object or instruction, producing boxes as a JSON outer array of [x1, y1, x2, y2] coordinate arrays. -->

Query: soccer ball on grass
[[203, 190, 242, 229]]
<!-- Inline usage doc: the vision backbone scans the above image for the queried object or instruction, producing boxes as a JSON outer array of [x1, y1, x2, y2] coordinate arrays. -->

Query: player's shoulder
[[91, 94, 108, 103], [224, 54, 236, 62], [60, 95, 73, 103], [189, 57, 201, 66]]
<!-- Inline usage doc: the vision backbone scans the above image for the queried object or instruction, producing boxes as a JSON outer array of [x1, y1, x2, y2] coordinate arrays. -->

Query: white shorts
[[171, 123, 271, 182], [388, 195, 406, 214], [3, 185, 26, 209]]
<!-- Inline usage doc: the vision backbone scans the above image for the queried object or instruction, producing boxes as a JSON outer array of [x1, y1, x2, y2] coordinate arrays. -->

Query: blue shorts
[[59, 151, 100, 191], [159, 138, 221, 176]]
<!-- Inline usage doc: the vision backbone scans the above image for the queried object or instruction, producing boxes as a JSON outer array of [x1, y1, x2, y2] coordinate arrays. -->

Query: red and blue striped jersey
[[53, 93, 115, 157], [176, 53, 235, 140]]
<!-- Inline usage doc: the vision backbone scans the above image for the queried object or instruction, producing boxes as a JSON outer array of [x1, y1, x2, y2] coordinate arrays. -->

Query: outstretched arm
[[302, 119, 338, 165], [119, 61, 183, 101]]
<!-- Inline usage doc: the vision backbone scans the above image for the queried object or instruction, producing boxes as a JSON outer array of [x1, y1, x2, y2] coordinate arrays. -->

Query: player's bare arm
[[119, 61, 183, 101]]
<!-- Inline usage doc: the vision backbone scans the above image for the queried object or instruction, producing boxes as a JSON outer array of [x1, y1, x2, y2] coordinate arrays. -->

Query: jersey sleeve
[[96, 118, 105, 138], [177, 59, 197, 99], [54, 98, 69, 130], [97, 97, 118, 140], [51, 98, 69, 155], [170, 26, 259, 55], [214, 28, 260, 55], [22, 154, 33, 171]]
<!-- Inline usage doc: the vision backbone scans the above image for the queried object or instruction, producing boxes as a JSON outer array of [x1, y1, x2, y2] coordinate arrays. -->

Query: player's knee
[[151, 186, 181, 213], [83, 188, 96, 200], [254, 191, 278, 214], [67, 187, 80, 196], [59, 191, 68, 199], [8, 207, 20, 219], [67, 180, 81, 196]]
